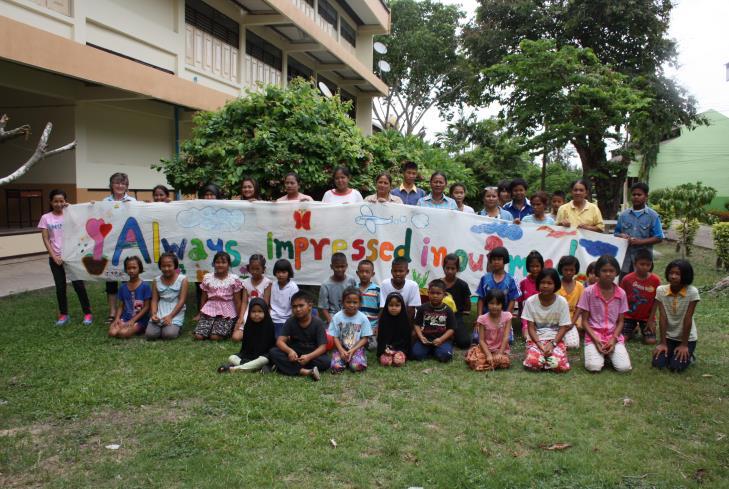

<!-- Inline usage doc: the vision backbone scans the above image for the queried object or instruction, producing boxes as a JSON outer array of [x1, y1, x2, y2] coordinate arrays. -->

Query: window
[[318, 0, 338, 28], [246, 31, 283, 71], [4, 189, 43, 229], [340, 19, 356, 47], [288, 58, 313, 82], [186, 0, 239, 47]]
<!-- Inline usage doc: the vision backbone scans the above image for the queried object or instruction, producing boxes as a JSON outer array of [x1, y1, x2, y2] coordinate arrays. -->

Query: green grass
[[1, 243, 728, 488]]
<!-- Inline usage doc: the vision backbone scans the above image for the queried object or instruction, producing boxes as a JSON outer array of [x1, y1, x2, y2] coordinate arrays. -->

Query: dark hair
[[496, 180, 511, 194], [358, 259, 374, 270], [509, 178, 528, 192], [157, 252, 179, 269], [488, 246, 510, 264], [484, 288, 506, 306], [526, 250, 544, 269], [665, 259, 693, 286], [199, 183, 221, 199], [633, 248, 654, 264], [402, 161, 418, 172], [109, 172, 129, 190], [630, 181, 649, 194], [332, 166, 351, 179], [571, 178, 592, 193], [552, 190, 566, 200], [290, 290, 313, 304], [392, 256, 410, 267], [536, 268, 562, 292], [595, 254, 620, 275], [152, 185, 169, 196], [331, 252, 347, 264], [212, 251, 232, 266], [530, 190, 550, 205], [124, 255, 144, 273], [375, 172, 393, 185], [241, 177, 260, 199], [273, 258, 294, 278], [449, 183, 466, 194], [48, 189, 67, 210], [342, 286, 361, 301], [428, 279, 447, 291], [557, 255, 580, 274], [586, 261, 597, 275], [284, 172, 301, 184], [443, 253, 460, 269], [248, 254, 266, 268], [429, 171, 447, 184]]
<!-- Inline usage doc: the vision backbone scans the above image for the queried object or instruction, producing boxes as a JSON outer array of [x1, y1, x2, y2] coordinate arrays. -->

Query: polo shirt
[[391, 185, 426, 206], [503, 199, 533, 220], [556, 201, 604, 232], [478, 207, 513, 221], [577, 283, 628, 344], [655, 285, 699, 341], [416, 194, 458, 210]]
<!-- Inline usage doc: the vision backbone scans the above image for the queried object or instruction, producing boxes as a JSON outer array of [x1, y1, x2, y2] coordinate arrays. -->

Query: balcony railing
[[243, 55, 282, 91], [185, 23, 239, 84]]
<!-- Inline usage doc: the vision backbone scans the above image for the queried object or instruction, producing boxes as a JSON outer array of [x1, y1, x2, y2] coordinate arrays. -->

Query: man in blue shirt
[[502, 178, 533, 223], [391, 161, 426, 206], [614, 182, 664, 277]]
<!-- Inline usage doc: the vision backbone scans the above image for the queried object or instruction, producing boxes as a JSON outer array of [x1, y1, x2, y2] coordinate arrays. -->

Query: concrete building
[[0, 0, 389, 258]]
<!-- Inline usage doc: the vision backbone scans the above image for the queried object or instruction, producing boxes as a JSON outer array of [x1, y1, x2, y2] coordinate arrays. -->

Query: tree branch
[[0, 114, 31, 143], [0, 122, 76, 186]]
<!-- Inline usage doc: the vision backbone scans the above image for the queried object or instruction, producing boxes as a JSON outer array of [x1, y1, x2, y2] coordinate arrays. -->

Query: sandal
[[217, 365, 231, 373], [310, 366, 320, 381]]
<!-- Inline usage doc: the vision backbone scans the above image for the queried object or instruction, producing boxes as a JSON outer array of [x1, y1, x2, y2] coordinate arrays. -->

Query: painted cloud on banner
[[176, 207, 245, 232], [579, 238, 619, 257], [470, 222, 523, 241]]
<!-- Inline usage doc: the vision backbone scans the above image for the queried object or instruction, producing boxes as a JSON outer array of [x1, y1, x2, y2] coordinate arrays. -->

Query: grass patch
[[1, 243, 728, 488]]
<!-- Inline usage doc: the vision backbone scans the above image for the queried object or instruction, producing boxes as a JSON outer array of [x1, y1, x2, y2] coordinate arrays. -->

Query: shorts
[[194, 314, 236, 338]]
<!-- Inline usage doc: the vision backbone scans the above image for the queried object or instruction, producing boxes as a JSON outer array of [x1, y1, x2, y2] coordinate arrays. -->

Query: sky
[[420, 0, 729, 138]]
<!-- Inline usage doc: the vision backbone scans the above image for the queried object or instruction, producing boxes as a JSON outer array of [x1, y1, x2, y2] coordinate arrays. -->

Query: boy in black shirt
[[411, 280, 455, 362]]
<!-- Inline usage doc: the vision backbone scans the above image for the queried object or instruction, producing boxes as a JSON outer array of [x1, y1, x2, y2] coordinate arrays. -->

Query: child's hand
[[432, 337, 442, 347], [542, 341, 554, 356], [297, 353, 309, 365], [603, 338, 616, 354], [288, 350, 299, 362], [645, 320, 656, 334], [151, 314, 159, 322], [653, 343, 667, 359], [162, 315, 172, 327], [53, 255, 63, 266], [674, 344, 690, 363]]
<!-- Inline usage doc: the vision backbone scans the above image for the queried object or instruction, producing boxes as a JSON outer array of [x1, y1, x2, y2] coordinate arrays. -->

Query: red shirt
[[620, 272, 660, 321]]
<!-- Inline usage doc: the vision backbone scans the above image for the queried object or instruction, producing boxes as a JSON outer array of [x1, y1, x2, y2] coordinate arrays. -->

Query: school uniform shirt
[[558, 280, 584, 318], [445, 278, 471, 315], [503, 199, 533, 220], [614, 206, 664, 272], [556, 201, 604, 232], [379, 279, 422, 308], [476, 311, 512, 353], [620, 272, 660, 321], [475, 272, 521, 310], [281, 316, 328, 354], [318, 275, 357, 315], [577, 284, 629, 344], [328, 310, 373, 350], [478, 207, 514, 221], [391, 185, 426, 206], [521, 295, 572, 341], [415, 302, 456, 341], [37, 211, 64, 256], [358, 282, 381, 329], [321, 189, 363, 204], [270, 280, 299, 323], [416, 194, 458, 210], [118, 281, 152, 326], [655, 285, 699, 342]]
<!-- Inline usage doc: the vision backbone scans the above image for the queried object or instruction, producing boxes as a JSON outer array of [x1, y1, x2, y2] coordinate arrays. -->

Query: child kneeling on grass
[[194, 252, 243, 341], [147, 253, 187, 341], [269, 292, 330, 381], [218, 298, 276, 373], [652, 260, 700, 373], [108, 256, 151, 339], [411, 280, 456, 362], [522, 269, 572, 373], [377, 292, 412, 367], [466, 289, 511, 371], [328, 287, 372, 373]]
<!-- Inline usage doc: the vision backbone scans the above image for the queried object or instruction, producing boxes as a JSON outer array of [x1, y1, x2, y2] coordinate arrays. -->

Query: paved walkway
[[0, 255, 53, 297], [666, 222, 715, 250]]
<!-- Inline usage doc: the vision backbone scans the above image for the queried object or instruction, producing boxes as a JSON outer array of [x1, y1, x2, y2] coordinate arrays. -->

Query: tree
[[373, 0, 465, 135]]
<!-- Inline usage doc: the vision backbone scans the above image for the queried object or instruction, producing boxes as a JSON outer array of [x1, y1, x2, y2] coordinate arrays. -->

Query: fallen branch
[[0, 122, 76, 186], [706, 275, 729, 295], [0, 114, 31, 143]]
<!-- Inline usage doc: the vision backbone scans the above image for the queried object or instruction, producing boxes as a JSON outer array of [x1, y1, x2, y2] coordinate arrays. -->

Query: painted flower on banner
[[176, 207, 245, 232], [470, 222, 523, 241]]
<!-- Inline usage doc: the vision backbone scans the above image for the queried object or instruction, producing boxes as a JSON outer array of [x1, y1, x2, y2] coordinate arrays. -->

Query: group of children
[[39, 169, 696, 380]]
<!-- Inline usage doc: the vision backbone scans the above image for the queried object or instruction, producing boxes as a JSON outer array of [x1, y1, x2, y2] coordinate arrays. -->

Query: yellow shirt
[[558, 280, 584, 317], [556, 201, 604, 232]]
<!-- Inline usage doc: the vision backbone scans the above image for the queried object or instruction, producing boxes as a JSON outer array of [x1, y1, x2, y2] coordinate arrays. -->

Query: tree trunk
[[572, 134, 626, 221], [540, 150, 547, 190]]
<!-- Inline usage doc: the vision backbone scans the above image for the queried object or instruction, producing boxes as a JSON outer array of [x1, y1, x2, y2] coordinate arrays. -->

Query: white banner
[[63, 201, 626, 290]]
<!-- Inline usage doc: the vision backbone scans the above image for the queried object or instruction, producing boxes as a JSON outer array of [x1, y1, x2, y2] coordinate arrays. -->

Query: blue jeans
[[652, 338, 696, 372], [411, 339, 453, 362]]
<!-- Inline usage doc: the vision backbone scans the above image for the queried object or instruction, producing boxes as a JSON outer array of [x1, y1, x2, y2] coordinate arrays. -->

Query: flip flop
[[311, 366, 320, 381]]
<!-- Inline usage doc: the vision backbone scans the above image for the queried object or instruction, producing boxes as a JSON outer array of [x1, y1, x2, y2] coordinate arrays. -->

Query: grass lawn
[[1, 243, 728, 488]]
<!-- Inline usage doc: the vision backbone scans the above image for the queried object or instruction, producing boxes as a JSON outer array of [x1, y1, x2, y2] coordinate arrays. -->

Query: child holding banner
[[193, 252, 244, 341]]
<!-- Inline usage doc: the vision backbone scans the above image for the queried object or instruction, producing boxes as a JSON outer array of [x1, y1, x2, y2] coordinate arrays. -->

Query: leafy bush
[[713, 223, 729, 271], [709, 210, 729, 223]]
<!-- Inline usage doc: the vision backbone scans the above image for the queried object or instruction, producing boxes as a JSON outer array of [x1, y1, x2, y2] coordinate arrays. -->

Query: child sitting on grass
[[218, 298, 276, 373], [652, 260, 700, 372], [475, 247, 521, 343], [329, 288, 372, 373], [440, 254, 472, 349], [620, 248, 660, 344], [466, 289, 511, 371], [146, 253, 187, 340], [193, 252, 243, 341], [377, 292, 412, 367], [108, 256, 151, 339], [411, 280, 456, 362]]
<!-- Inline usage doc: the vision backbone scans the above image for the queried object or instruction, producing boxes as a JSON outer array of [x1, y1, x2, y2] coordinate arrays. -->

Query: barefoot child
[[441, 254, 472, 349], [146, 253, 188, 340], [411, 280, 456, 362], [270, 259, 299, 337], [556, 255, 583, 348], [377, 293, 412, 366], [652, 260, 699, 372], [329, 288, 372, 373], [578, 255, 632, 373], [219, 298, 276, 373], [193, 252, 243, 341], [522, 269, 572, 373], [39, 189, 93, 326], [466, 290, 511, 371], [356, 260, 381, 351], [269, 292, 330, 381], [108, 256, 151, 338], [620, 249, 660, 344], [232, 254, 272, 342]]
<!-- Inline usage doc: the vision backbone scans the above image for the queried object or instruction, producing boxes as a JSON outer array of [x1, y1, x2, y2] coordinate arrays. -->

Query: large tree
[[373, 0, 465, 135]]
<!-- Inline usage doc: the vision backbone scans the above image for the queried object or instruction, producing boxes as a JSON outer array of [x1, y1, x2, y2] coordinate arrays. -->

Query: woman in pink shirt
[[577, 255, 632, 372]]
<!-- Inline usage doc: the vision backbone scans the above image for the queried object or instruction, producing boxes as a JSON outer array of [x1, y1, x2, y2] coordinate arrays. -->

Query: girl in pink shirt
[[518, 251, 543, 337], [194, 252, 244, 341], [466, 289, 512, 371], [577, 255, 632, 373]]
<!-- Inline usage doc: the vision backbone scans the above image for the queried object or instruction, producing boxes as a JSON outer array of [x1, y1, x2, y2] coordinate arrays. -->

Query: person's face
[[634, 258, 653, 276], [291, 298, 312, 319], [391, 264, 408, 285], [153, 189, 168, 202], [331, 260, 348, 279], [489, 256, 505, 272], [451, 187, 465, 204], [667, 266, 682, 288], [50, 194, 66, 213], [430, 176, 446, 195], [528, 260, 542, 278], [598, 264, 617, 285], [249, 304, 265, 323], [284, 176, 299, 194], [443, 261, 458, 279], [203, 191, 216, 200], [343, 294, 360, 315], [561, 264, 576, 281], [334, 171, 349, 191], [111, 178, 128, 197], [387, 298, 402, 316], [484, 190, 499, 209], [571, 183, 587, 202], [376, 176, 391, 195], [159, 257, 176, 277], [551, 196, 565, 213], [428, 287, 444, 305], [248, 261, 264, 278], [241, 181, 255, 199], [356, 264, 374, 284], [214, 257, 229, 274], [631, 189, 647, 208], [531, 198, 545, 216], [538, 276, 556, 295], [587, 270, 598, 284], [125, 260, 140, 279], [511, 185, 526, 202], [275, 269, 290, 284], [404, 168, 418, 184], [487, 298, 503, 316], [498, 189, 511, 204]]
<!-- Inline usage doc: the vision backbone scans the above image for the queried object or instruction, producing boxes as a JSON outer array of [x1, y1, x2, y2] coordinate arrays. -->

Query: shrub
[[713, 223, 729, 270]]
